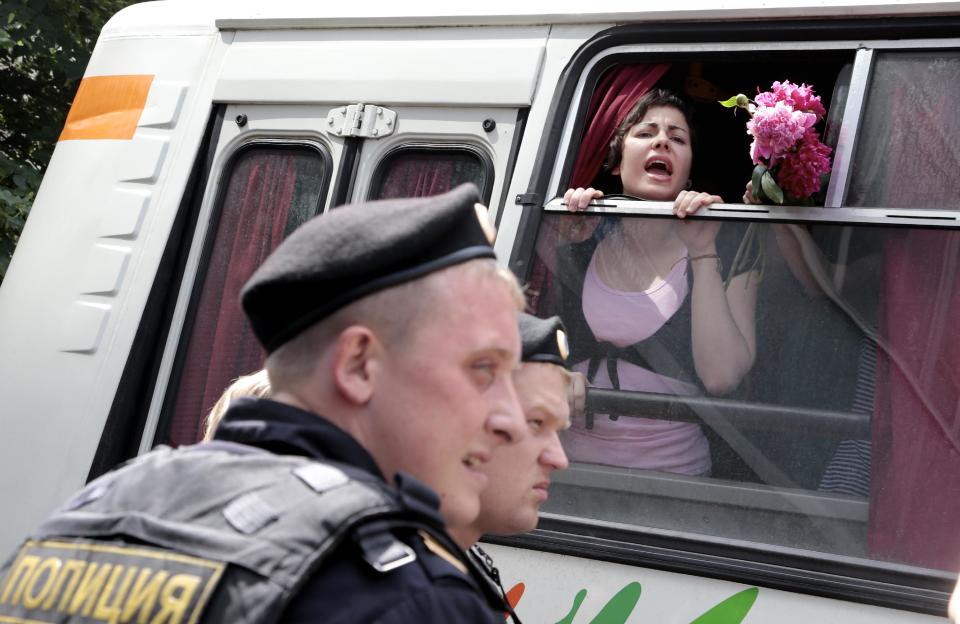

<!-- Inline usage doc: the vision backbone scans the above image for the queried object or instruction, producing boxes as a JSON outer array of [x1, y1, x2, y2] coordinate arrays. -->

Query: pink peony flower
[[753, 89, 779, 108], [747, 101, 817, 164], [775, 129, 833, 199], [755, 80, 827, 120]]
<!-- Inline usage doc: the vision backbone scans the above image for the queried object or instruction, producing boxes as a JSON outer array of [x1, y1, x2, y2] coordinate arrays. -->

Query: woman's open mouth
[[644, 158, 673, 181]]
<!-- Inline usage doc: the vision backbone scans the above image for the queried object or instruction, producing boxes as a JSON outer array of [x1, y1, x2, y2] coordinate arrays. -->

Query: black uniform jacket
[[215, 398, 500, 624]]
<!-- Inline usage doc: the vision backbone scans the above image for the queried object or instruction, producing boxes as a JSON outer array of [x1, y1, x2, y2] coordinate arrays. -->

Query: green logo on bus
[[509, 582, 758, 623]]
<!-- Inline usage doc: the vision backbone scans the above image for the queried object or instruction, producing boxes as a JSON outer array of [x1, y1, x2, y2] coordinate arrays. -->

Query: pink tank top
[[561, 252, 712, 476]]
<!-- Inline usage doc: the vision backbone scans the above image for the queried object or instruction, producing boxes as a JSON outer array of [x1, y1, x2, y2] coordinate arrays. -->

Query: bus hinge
[[326, 104, 397, 138]]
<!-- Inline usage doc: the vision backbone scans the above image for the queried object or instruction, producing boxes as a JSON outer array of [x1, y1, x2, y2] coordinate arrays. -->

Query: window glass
[[847, 51, 960, 209], [533, 212, 960, 572], [164, 145, 327, 446], [370, 148, 488, 200], [526, 50, 960, 574]]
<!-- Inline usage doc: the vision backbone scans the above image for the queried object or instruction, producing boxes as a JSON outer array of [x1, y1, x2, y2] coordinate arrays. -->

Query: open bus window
[[527, 50, 960, 574], [163, 144, 329, 447], [369, 145, 492, 201], [562, 56, 853, 205]]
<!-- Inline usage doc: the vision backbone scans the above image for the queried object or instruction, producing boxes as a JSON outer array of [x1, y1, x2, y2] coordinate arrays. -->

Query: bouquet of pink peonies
[[720, 81, 833, 204]]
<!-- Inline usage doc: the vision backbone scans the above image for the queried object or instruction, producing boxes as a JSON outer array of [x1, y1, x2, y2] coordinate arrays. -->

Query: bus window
[[846, 50, 960, 210], [162, 143, 329, 447], [535, 211, 960, 571], [369, 145, 492, 201], [523, 48, 960, 577]]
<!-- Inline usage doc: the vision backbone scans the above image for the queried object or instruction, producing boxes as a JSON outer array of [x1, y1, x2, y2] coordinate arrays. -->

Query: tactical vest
[[0, 441, 488, 624]]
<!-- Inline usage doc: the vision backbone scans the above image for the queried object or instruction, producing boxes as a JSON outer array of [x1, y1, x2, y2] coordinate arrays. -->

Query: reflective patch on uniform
[[223, 492, 279, 535], [292, 463, 349, 494], [0, 540, 223, 624]]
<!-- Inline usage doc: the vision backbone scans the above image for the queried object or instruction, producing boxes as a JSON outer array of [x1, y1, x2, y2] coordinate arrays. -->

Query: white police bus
[[0, 2, 957, 621]]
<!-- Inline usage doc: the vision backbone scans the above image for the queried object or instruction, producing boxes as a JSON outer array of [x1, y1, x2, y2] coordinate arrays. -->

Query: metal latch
[[515, 193, 541, 206], [326, 104, 397, 138]]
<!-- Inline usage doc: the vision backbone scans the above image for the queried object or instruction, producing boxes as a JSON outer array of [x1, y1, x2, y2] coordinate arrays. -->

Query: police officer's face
[[473, 362, 570, 535], [366, 266, 526, 528]]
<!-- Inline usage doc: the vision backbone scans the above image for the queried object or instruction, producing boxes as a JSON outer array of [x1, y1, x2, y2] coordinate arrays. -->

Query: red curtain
[[870, 230, 960, 570], [528, 63, 669, 313], [867, 70, 960, 570], [377, 156, 463, 199], [168, 152, 299, 446]]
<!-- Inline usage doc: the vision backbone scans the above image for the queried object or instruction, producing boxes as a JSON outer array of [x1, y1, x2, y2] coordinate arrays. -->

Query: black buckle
[[355, 524, 417, 573]]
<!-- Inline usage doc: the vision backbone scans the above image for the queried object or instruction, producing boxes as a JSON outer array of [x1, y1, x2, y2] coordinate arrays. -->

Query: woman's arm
[[688, 256, 758, 395], [741, 181, 833, 297], [674, 190, 758, 395]]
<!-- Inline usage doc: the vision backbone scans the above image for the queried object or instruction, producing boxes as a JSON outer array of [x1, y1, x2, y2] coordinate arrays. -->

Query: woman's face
[[614, 105, 693, 202]]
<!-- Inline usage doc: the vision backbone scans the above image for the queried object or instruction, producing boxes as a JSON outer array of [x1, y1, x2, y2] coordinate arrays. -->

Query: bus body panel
[[216, 27, 549, 106], [0, 1, 957, 617], [0, 32, 224, 555], [484, 544, 947, 622]]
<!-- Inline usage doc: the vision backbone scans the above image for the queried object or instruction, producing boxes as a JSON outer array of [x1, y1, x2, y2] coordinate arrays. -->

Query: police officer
[[449, 314, 583, 621], [0, 184, 526, 623]]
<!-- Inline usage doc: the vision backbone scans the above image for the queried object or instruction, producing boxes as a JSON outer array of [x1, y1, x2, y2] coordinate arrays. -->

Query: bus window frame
[[366, 141, 496, 203], [506, 17, 960, 277], [88, 106, 228, 481], [150, 138, 332, 450], [503, 16, 960, 615]]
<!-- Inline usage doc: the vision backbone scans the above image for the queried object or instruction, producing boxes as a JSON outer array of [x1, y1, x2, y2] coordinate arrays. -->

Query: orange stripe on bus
[[59, 75, 154, 141]]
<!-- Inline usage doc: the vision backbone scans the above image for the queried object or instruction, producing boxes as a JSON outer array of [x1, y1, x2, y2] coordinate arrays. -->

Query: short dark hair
[[606, 88, 696, 172]]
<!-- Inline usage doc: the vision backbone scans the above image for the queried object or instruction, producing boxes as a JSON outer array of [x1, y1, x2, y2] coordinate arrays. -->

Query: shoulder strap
[[468, 545, 523, 624]]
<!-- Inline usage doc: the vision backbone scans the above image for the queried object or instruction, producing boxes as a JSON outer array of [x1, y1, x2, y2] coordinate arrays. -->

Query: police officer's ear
[[329, 325, 383, 405]]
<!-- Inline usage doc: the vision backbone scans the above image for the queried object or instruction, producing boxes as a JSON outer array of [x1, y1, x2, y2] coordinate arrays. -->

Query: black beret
[[242, 183, 496, 353], [519, 313, 569, 368]]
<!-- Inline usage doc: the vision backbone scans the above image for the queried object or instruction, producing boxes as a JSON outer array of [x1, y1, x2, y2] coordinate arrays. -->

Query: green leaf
[[690, 588, 759, 624], [718, 95, 740, 108], [554, 589, 587, 624], [719, 94, 752, 110], [751, 165, 766, 201], [761, 171, 784, 205]]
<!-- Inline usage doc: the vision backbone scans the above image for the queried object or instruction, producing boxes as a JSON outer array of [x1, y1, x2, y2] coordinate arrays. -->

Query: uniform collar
[[213, 397, 384, 480]]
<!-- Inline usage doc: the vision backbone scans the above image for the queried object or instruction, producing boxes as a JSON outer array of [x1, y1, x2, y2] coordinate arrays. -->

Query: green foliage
[[718, 93, 754, 114], [751, 164, 766, 202], [750, 163, 785, 205], [0, 0, 137, 282], [760, 170, 784, 205], [0, 151, 39, 277], [718, 95, 741, 108]]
